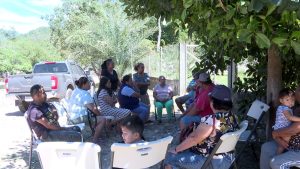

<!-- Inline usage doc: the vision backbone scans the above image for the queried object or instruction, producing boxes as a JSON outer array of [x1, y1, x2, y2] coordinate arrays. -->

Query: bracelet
[[175, 147, 178, 153]]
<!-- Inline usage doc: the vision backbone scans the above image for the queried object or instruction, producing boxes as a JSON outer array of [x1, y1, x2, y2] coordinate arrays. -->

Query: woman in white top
[[97, 76, 131, 123], [68, 77, 106, 143]]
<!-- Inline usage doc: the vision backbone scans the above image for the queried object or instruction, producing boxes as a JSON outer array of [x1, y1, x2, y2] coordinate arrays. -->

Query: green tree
[[47, 0, 156, 76], [121, 0, 300, 137], [0, 27, 61, 74]]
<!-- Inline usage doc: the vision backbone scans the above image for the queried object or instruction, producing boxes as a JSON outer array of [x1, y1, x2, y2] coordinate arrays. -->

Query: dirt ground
[[0, 89, 260, 169]]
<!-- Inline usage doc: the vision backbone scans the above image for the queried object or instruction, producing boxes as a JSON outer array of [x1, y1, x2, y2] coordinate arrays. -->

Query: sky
[[0, 0, 61, 34]]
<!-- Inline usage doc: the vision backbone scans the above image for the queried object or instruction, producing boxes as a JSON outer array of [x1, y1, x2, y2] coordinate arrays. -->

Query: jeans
[[260, 141, 300, 169], [155, 100, 173, 120], [132, 103, 150, 122], [164, 151, 233, 169]]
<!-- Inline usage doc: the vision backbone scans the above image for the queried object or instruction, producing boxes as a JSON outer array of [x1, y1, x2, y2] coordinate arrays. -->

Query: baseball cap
[[209, 85, 232, 102], [198, 73, 210, 82]]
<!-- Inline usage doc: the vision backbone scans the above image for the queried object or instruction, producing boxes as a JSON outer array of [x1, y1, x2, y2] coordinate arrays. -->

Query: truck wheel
[[18, 100, 29, 113]]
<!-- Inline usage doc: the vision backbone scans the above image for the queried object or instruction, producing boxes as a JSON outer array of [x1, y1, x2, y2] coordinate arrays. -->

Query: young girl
[[273, 88, 300, 154], [120, 115, 145, 144]]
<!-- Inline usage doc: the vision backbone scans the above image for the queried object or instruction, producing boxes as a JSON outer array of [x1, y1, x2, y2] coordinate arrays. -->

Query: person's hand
[[168, 147, 177, 154]]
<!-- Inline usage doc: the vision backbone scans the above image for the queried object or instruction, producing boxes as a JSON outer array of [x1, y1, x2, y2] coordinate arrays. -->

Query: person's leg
[[132, 103, 149, 122], [155, 101, 164, 120], [175, 95, 190, 113], [260, 141, 277, 169], [270, 150, 300, 169], [165, 100, 174, 120], [140, 94, 150, 106], [179, 115, 201, 131], [93, 116, 106, 143]]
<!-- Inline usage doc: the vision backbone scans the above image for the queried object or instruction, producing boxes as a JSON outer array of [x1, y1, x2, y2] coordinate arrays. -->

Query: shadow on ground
[[5, 111, 23, 117], [0, 114, 263, 169], [0, 140, 41, 169]]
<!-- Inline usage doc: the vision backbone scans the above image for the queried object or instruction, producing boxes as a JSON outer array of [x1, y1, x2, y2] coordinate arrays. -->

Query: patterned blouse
[[289, 134, 300, 151], [190, 112, 238, 156]]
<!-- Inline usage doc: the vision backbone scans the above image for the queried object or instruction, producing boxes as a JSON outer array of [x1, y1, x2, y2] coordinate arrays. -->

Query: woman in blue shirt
[[68, 77, 106, 143]]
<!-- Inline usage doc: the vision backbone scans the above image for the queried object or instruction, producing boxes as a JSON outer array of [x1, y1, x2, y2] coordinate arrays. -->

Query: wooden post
[[179, 43, 187, 95], [266, 44, 282, 140]]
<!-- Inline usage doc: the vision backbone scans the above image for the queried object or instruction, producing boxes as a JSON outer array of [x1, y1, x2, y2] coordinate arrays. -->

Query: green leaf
[[181, 9, 187, 21], [272, 37, 287, 47], [291, 40, 300, 55], [183, 0, 193, 9], [237, 29, 252, 43], [266, 5, 277, 17], [255, 32, 271, 48], [291, 31, 300, 39], [249, 0, 264, 12]]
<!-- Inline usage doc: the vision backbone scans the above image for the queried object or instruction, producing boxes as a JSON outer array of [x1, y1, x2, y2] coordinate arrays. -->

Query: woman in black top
[[101, 59, 120, 91]]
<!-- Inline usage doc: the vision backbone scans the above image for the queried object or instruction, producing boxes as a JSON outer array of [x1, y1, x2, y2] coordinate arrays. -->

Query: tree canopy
[[47, 0, 156, 76]]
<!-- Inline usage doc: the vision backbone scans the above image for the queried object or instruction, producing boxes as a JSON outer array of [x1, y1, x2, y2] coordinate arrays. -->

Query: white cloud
[[0, 8, 48, 34], [28, 0, 61, 7], [9, 0, 44, 15]]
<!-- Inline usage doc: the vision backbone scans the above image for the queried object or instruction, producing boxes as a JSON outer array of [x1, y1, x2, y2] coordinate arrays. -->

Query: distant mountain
[[21, 27, 51, 41], [0, 29, 18, 42]]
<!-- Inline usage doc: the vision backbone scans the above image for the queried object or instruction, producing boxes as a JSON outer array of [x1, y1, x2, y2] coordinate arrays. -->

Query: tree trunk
[[266, 44, 282, 140]]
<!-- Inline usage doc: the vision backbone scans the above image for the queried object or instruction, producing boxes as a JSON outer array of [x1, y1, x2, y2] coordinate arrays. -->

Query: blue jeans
[[260, 141, 300, 169], [132, 103, 150, 122], [164, 151, 233, 169]]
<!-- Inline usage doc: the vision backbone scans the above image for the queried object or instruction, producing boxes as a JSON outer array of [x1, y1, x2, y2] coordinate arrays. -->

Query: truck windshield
[[33, 63, 68, 73]]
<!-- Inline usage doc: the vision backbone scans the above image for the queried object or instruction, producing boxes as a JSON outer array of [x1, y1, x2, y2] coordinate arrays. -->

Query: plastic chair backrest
[[247, 100, 270, 120], [216, 120, 248, 154], [111, 136, 173, 169], [37, 142, 101, 169], [24, 112, 41, 143]]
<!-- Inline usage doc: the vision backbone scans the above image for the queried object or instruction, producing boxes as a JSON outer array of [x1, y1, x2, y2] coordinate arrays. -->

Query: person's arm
[[36, 118, 62, 130], [121, 86, 140, 98], [153, 91, 160, 102], [283, 110, 300, 122], [170, 123, 213, 154], [86, 103, 101, 116], [272, 122, 300, 138]]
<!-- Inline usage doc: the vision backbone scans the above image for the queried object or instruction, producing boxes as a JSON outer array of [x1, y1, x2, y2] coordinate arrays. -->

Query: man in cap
[[179, 72, 215, 131]]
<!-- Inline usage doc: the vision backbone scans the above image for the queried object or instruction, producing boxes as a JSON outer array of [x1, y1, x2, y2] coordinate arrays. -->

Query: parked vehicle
[[5, 61, 95, 113]]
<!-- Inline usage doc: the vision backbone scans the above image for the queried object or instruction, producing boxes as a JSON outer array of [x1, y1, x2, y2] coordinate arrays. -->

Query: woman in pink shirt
[[153, 76, 174, 123]]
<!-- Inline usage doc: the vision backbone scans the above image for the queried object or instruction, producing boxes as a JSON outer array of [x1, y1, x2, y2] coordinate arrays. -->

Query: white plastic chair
[[110, 136, 173, 169], [201, 120, 249, 169], [24, 113, 42, 169], [237, 100, 270, 161], [37, 142, 101, 169], [25, 106, 84, 169]]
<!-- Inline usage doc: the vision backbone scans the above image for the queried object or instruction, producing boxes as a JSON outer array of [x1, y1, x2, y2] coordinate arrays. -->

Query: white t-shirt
[[68, 88, 94, 120]]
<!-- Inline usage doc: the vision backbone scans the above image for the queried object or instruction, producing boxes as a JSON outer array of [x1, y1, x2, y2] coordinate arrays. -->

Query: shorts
[[181, 115, 201, 126]]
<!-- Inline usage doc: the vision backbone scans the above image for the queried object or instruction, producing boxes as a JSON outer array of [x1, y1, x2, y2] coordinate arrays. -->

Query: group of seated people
[[25, 59, 300, 169]]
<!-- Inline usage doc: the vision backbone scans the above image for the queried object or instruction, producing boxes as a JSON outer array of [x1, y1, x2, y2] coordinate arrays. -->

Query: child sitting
[[120, 115, 145, 144], [273, 88, 300, 154]]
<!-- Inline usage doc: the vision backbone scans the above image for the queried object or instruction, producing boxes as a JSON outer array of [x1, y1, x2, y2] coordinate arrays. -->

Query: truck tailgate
[[7, 74, 54, 94]]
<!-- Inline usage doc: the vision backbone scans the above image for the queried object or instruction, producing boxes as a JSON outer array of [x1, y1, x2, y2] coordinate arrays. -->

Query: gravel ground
[[0, 89, 259, 169]]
